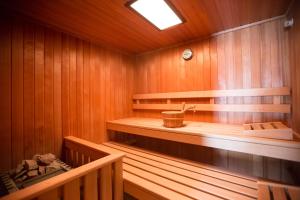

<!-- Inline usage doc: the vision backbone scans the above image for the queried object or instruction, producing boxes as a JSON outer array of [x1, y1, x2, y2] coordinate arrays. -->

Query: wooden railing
[[1, 136, 125, 200], [133, 87, 291, 113]]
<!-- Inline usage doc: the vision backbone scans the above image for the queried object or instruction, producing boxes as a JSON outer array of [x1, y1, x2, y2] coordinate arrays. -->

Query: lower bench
[[101, 142, 300, 200]]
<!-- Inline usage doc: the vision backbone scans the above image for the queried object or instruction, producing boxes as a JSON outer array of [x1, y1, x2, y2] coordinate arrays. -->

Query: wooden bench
[[107, 87, 300, 162], [107, 118, 300, 162], [100, 141, 300, 200]]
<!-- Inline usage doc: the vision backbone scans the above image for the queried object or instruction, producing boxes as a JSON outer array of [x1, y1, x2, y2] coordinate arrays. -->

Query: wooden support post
[[38, 189, 58, 200], [100, 165, 112, 200], [114, 160, 123, 200], [84, 171, 98, 200], [64, 179, 80, 200]]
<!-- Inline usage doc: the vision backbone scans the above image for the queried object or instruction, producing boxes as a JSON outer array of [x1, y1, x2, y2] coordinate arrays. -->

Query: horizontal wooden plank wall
[[128, 17, 300, 184], [0, 15, 134, 171]]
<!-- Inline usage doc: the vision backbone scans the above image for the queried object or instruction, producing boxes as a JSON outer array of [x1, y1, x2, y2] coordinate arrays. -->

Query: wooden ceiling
[[0, 0, 291, 54]]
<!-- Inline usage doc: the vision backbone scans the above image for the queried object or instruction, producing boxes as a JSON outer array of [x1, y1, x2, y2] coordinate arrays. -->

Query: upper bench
[[106, 87, 300, 162]]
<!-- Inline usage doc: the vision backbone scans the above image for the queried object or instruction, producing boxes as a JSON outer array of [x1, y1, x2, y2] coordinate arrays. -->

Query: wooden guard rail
[[133, 87, 291, 113], [1, 136, 125, 200]]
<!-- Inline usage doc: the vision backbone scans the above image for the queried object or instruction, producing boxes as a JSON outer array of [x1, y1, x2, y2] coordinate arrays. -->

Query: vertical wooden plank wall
[[133, 17, 296, 183], [289, 0, 300, 138], [287, 0, 300, 182], [0, 17, 12, 171], [0, 16, 134, 171]]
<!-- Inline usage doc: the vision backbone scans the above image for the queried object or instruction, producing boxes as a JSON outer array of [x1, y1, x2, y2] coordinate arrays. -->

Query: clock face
[[182, 49, 193, 60]]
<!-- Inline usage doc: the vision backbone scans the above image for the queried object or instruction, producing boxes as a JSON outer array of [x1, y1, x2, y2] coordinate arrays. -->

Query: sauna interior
[[0, 0, 300, 199]]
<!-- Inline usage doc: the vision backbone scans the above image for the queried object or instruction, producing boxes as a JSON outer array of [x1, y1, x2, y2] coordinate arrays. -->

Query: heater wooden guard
[[0, 137, 125, 200]]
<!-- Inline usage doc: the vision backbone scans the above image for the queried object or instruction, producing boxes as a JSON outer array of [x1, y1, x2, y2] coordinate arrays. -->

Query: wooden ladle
[[181, 102, 196, 113]]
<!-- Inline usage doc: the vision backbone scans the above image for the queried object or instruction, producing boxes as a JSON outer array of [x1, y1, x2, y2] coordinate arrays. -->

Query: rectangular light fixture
[[128, 0, 183, 30]]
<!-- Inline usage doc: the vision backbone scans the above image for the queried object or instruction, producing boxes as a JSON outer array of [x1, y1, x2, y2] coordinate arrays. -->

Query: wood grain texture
[[84, 171, 98, 200], [107, 118, 300, 162], [0, 16, 134, 171], [0, 0, 291, 54], [288, 0, 300, 135], [134, 17, 290, 123], [0, 17, 12, 171], [11, 20, 24, 168], [1, 136, 124, 200], [100, 165, 113, 200], [127, 17, 297, 184], [286, 0, 300, 185], [103, 141, 260, 200]]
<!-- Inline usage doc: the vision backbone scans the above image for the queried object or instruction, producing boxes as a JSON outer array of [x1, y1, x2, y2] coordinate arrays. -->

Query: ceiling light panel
[[129, 0, 183, 30]]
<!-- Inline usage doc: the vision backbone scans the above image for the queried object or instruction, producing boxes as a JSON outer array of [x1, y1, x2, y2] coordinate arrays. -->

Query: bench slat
[[288, 188, 300, 200], [124, 181, 161, 200], [124, 172, 193, 200], [272, 186, 287, 200], [124, 158, 255, 200], [258, 184, 270, 200], [104, 142, 258, 189], [124, 164, 223, 200], [105, 142, 257, 180], [123, 156, 257, 198]]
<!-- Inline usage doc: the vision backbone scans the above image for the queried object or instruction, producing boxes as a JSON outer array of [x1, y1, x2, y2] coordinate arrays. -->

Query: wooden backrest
[[1, 136, 125, 200], [133, 87, 291, 113]]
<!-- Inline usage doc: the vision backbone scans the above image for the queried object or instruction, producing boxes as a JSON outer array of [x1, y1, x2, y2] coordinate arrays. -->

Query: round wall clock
[[182, 48, 193, 60]]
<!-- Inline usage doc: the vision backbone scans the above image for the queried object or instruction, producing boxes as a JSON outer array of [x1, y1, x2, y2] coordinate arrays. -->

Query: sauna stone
[[34, 153, 56, 165], [38, 166, 46, 175], [15, 164, 24, 174], [27, 170, 38, 177], [24, 160, 38, 170], [45, 161, 61, 173]]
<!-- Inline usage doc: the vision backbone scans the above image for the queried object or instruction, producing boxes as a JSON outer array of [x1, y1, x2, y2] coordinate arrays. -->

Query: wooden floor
[[101, 142, 300, 200]]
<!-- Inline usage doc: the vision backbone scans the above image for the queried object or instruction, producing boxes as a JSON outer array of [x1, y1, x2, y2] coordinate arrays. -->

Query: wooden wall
[[0, 10, 299, 184], [129, 17, 300, 184], [134, 17, 290, 124], [0, 16, 134, 171], [289, 1, 300, 135]]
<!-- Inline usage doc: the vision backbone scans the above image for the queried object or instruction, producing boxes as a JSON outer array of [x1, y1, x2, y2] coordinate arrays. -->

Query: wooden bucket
[[161, 111, 184, 128]]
